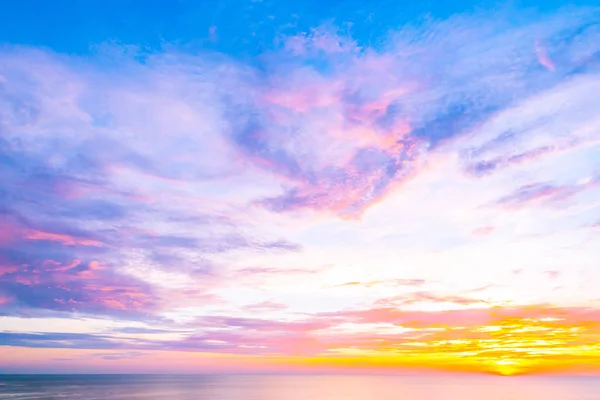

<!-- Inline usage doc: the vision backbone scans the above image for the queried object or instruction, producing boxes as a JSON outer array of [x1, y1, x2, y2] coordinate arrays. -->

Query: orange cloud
[[374, 291, 488, 307], [310, 304, 600, 375]]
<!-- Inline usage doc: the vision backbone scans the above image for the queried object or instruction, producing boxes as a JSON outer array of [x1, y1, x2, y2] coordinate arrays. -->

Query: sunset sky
[[1, 0, 600, 376]]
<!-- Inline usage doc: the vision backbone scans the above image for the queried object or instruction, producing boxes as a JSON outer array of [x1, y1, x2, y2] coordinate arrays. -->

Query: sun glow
[[298, 309, 600, 375], [491, 359, 524, 376]]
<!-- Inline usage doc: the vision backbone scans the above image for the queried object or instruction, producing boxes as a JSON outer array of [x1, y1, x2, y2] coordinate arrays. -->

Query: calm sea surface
[[1, 375, 599, 400]]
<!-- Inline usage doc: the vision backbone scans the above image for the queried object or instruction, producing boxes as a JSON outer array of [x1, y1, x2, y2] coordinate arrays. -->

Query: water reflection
[[1, 375, 598, 400]]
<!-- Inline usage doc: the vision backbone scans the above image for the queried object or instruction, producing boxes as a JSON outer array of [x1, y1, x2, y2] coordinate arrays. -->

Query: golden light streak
[[301, 308, 600, 375]]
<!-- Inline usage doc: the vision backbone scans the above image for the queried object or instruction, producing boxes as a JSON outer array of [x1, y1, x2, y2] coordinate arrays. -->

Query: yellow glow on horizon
[[2, 306, 600, 376], [296, 310, 600, 376]]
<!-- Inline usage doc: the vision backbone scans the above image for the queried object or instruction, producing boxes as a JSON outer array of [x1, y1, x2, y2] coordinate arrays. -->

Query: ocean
[[1, 374, 599, 399]]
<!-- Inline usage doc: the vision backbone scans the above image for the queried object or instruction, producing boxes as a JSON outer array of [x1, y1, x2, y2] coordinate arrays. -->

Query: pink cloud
[[320, 305, 600, 329], [23, 230, 103, 247], [0, 295, 13, 306], [494, 178, 599, 210], [42, 259, 81, 273], [263, 80, 343, 112], [0, 263, 20, 275], [535, 40, 556, 71]]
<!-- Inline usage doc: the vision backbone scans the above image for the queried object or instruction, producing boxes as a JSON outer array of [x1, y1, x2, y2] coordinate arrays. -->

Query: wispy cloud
[[1, 5, 600, 375], [335, 279, 426, 288]]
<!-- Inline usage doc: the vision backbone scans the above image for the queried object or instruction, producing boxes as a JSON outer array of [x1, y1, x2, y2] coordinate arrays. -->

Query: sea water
[[1, 374, 599, 400]]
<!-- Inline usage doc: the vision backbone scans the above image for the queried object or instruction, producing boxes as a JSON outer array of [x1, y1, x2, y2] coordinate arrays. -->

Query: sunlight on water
[[1, 375, 600, 400]]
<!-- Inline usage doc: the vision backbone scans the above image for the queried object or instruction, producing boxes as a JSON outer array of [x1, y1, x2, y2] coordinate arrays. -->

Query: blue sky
[[3, 0, 596, 56]]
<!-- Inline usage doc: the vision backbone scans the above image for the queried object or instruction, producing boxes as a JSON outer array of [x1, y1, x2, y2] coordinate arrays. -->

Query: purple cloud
[[494, 179, 599, 209]]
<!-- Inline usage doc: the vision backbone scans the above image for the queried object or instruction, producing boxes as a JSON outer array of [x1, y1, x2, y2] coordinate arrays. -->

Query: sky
[[1, 0, 600, 376]]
